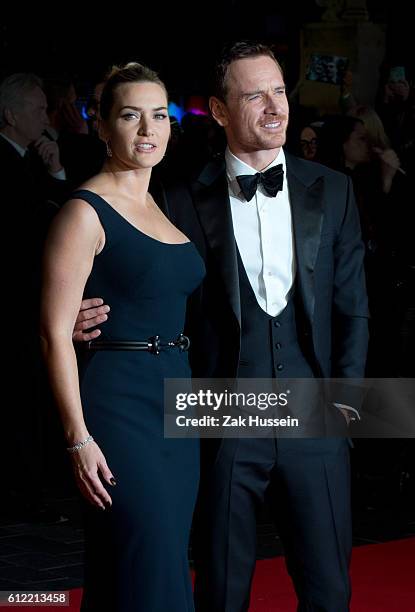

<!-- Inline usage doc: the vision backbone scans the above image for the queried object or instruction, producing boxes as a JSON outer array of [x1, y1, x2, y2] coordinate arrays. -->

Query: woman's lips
[[134, 143, 157, 152]]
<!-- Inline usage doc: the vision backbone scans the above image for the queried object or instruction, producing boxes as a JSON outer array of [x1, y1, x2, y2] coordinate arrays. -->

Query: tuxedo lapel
[[286, 154, 325, 324], [191, 154, 325, 328], [192, 159, 241, 325]]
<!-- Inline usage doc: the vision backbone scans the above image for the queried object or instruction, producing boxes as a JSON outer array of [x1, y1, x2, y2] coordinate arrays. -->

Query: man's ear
[[209, 96, 229, 128], [4, 107, 16, 127]]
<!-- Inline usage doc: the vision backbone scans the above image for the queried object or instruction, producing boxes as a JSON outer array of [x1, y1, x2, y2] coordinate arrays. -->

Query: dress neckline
[[75, 189, 192, 247]]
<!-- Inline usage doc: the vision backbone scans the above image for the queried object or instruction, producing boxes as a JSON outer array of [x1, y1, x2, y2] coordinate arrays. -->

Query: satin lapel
[[192, 164, 241, 325], [287, 163, 325, 324]]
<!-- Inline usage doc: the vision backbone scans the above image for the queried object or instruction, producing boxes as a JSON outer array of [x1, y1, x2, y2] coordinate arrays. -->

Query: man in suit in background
[[1, 73, 69, 521], [0, 72, 69, 271], [75, 42, 369, 611], [0, 72, 68, 217]]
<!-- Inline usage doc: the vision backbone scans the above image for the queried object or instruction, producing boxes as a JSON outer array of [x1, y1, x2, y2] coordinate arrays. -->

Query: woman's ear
[[209, 97, 229, 128], [97, 118, 106, 142]]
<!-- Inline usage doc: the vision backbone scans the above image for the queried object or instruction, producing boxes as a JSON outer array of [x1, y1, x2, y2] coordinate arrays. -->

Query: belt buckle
[[175, 333, 190, 352], [147, 335, 161, 355]]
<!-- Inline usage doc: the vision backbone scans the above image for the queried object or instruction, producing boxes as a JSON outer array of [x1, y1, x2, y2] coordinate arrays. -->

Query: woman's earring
[[106, 141, 112, 157]]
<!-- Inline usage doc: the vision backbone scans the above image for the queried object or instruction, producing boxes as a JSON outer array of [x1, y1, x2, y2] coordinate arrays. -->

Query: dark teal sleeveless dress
[[72, 190, 205, 612]]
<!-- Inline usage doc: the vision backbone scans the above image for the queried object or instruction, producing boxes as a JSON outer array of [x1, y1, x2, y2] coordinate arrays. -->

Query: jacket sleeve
[[331, 174, 369, 379]]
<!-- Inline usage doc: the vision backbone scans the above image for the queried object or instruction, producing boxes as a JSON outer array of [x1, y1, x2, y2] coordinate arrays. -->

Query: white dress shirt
[[226, 147, 358, 420], [226, 147, 295, 316]]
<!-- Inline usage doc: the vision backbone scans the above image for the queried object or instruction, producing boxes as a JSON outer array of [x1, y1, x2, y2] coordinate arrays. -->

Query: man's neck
[[0, 127, 29, 149], [227, 146, 281, 172]]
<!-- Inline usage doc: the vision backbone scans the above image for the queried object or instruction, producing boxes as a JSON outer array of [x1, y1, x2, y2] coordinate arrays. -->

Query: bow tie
[[236, 164, 284, 202]]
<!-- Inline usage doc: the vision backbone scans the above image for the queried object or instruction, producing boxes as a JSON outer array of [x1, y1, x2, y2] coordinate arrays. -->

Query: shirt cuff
[[333, 403, 361, 421], [50, 168, 66, 180]]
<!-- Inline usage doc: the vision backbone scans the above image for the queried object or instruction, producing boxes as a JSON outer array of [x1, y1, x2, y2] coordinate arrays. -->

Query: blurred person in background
[[0, 72, 69, 522], [44, 74, 105, 186]]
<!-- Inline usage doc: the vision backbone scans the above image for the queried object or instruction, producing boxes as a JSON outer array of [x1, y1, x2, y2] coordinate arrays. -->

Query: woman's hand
[[386, 79, 410, 103], [70, 440, 116, 509], [372, 147, 401, 193]]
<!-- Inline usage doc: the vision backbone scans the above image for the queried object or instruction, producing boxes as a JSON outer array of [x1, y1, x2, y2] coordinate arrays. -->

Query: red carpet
[[17, 538, 415, 611], [248, 538, 415, 611]]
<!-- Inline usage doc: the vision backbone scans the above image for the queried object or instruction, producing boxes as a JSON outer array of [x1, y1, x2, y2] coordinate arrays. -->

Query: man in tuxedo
[[74, 42, 368, 611]]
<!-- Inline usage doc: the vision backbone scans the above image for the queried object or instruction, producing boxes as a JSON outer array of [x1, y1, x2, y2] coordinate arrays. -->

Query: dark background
[[1, 1, 413, 100], [0, 4, 413, 592]]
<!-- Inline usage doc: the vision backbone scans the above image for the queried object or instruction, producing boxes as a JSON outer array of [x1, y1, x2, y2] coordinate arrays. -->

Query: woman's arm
[[40, 200, 115, 509]]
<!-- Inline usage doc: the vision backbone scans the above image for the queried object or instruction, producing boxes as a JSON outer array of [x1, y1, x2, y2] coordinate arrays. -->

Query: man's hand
[[73, 298, 110, 342], [339, 407, 352, 426], [33, 135, 63, 174]]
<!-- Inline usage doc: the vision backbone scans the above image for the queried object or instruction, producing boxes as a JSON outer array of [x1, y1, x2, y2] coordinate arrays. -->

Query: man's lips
[[261, 121, 284, 129]]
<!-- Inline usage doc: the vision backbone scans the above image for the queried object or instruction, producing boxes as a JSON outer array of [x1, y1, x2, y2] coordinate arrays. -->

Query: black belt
[[87, 334, 190, 355]]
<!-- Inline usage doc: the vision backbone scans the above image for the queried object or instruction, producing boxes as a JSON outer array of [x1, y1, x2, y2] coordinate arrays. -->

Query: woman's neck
[[101, 162, 152, 205]]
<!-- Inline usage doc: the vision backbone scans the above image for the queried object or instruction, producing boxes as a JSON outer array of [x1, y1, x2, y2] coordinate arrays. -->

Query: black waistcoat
[[237, 248, 314, 379]]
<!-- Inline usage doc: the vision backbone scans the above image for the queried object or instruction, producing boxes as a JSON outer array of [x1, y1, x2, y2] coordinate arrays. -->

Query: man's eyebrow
[[241, 90, 263, 98], [241, 86, 285, 98]]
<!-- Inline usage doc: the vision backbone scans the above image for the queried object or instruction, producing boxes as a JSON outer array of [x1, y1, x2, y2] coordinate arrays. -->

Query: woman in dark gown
[[41, 63, 204, 611]]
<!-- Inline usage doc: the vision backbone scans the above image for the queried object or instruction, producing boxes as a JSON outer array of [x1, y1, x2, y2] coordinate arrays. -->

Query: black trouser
[[193, 436, 352, 612]]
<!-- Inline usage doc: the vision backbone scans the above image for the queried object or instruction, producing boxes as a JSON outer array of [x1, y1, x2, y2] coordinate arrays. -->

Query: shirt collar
[[0, 133, 27, 158], [225, 146, 286, 200]]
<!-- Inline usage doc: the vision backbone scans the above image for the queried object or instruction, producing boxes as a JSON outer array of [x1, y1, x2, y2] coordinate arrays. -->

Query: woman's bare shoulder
[[76, 173, 109, 196], [62, 174, 108, 220], [53, 197, 103, 240]]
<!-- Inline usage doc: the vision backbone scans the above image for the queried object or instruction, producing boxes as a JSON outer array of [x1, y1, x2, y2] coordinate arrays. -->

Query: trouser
[[193, 437, 352, 612]]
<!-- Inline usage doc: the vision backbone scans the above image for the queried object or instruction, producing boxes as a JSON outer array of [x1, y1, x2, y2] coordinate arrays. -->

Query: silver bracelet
[[66, 435, 94, 454]]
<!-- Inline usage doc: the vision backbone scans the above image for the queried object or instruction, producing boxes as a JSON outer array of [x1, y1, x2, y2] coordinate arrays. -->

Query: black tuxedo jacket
[[0, 134, 69, 217], [57, 132, 106, 188], [159, 152, 369, 381]]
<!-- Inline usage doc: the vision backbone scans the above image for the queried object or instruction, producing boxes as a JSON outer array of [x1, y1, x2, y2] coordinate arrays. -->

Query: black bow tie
[[236, 164, 284, 202]]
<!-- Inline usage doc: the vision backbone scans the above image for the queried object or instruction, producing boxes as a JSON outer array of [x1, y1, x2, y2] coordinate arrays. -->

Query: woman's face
[[300, 126, 318, 160], [102, 81, 170, 169], [343, 122, 370, 168]]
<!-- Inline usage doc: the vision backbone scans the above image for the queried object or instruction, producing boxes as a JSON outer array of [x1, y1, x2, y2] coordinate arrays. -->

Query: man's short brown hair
[[212, 41, 283, 101]]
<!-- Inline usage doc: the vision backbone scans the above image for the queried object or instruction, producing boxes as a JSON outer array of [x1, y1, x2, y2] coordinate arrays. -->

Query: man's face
[[326, 61, 337, 84], [13, 87, 49, 145], [210, 56, 289, 161]]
